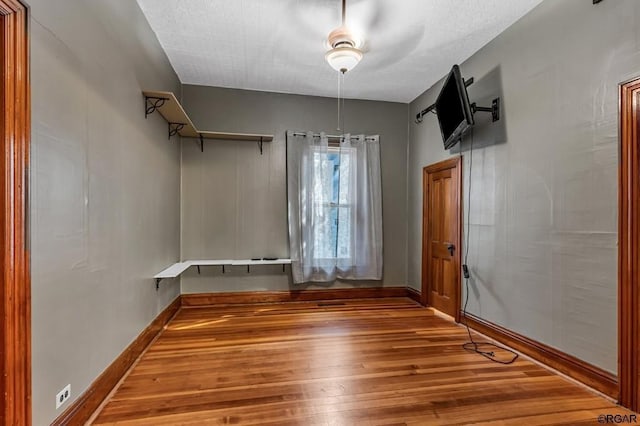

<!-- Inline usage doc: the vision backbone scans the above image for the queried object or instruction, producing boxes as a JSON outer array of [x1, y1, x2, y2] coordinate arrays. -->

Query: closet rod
[[291, 132, 376, 141]]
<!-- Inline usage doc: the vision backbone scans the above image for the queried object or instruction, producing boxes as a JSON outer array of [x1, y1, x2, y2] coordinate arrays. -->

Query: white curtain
[[287, 131, 383, 284]]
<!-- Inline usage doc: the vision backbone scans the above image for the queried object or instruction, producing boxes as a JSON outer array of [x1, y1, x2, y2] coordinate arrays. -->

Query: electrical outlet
[[55, 384, 71, 409]]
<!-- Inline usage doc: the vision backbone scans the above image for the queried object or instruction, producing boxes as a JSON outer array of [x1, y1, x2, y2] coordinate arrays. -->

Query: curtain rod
[[291, 132, 376, 141]]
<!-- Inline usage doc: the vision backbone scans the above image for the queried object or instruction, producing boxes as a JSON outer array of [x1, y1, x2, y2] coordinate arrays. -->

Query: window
[[287, 131, 382, 283], [312, 147, 354, 260]]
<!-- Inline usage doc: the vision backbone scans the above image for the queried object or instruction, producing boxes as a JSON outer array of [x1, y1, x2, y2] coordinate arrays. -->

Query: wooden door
[[422, 157, 461, 321]]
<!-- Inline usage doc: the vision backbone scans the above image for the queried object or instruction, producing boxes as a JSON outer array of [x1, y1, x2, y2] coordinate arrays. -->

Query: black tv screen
[[436, 65, 474, 149]]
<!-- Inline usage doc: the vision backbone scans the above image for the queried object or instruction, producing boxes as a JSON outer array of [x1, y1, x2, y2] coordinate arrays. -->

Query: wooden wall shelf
[[142, 90, 274, 152]]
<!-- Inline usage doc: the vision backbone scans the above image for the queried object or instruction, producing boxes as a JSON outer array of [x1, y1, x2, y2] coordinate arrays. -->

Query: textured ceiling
[[136, 0, 543, 103]]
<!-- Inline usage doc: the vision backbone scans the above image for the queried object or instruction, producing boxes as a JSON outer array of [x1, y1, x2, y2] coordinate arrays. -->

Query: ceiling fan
[[324, 0, 364, 73], [283, 0, 426, 73]]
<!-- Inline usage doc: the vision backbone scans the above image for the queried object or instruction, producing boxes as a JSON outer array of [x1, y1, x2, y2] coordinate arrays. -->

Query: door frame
[[619, 76, 640, 411], [421, 156, 462, 322], [0, 1, 31, 424]]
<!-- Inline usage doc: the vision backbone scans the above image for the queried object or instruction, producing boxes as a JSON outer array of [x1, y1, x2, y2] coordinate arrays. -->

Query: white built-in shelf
[[153, 259, 291, 290], [154, 262, 191, 279], [142, 90, 273, 152], [232, 259, 292, 266], [189, 259, 235, 266], [188, 259, 292, 266]]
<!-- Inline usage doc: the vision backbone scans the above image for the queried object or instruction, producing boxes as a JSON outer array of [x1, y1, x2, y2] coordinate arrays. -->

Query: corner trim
[[0, 2, 31, 424], [181, 287, 409, 307], [619, 76, 640, 411], [51, 296, 181, 426], [462, 311, 618, 399], [406, 287, 422, 305]]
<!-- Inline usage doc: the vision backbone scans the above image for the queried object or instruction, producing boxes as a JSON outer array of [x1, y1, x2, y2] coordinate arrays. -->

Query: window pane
[[313, 206, 335, 259], [311, 147, 354, 260], [313, 152, 334, 203], [337, 206, 351, 259], [338, 152, 351, 204]]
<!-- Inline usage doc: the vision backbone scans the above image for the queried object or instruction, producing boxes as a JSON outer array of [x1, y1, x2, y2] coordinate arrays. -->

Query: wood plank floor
[[92, 298, 630, 425]]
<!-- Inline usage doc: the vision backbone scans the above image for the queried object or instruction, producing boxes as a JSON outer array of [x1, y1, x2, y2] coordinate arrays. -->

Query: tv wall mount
[[414, 77, 501, 124], [470, 98, 500, 123]]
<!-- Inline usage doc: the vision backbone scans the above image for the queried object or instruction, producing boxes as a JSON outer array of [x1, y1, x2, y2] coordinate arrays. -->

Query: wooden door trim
[[0, 1, 31, 424], [421, 156, 462, 322], [619, 76, 640, 411]]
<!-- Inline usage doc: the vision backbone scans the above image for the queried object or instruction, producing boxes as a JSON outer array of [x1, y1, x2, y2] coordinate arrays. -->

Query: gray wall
[[180, 85, 408, 293], [29, 0, 632, 422], [408, 0, 640, 374], [30, 1, 181, 424]]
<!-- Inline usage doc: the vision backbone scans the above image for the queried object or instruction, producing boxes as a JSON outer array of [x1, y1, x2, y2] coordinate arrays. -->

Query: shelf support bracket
[[199, 134, 204, 152], [196, 265, 201, 274], [283, 264, 286, 273], [258, 137, 263, 155], [145, 96, 168, 119], [222, 265, 226, 274], [155, 278, 162, 291], [168, 122, 186, 140]]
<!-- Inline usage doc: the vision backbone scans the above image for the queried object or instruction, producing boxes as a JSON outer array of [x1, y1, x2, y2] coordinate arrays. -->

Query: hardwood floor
[[92, 298, 630, 425]]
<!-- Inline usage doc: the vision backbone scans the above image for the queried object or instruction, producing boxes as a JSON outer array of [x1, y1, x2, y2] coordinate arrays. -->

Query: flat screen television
[[436, 65, 474, 149]]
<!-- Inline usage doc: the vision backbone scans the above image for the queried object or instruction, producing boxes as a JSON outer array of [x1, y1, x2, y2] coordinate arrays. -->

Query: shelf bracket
[[145, 96, 168, 119], [247, 265, 251, 273], [257, 137, 263, 155], [199, 134, 204, 152], [196, 265, 201, 274], [283, 264, 286, 273], [168, 122, 186, 140], [155, 278, 162, 291], [222, 265, 226, 274]]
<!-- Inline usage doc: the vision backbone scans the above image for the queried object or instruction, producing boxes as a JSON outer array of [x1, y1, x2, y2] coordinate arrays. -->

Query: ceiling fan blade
[[361, 24, 426, 69], [284, 0, 340, 43], [343, 0, 382, 42]]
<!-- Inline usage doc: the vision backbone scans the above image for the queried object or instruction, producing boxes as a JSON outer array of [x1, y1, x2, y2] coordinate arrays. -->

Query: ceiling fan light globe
[[325, 47, 363, 73]]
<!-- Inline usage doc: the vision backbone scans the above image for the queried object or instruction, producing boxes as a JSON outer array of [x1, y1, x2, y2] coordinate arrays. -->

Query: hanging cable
[[461, 128, 519, 365]]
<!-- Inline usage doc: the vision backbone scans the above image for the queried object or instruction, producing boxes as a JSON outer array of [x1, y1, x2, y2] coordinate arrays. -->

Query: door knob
[[447, 244, 455, 256]]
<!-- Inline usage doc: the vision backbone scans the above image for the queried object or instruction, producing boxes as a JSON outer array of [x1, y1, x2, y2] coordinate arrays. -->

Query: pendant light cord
[[337, 73, 342, 131], [337, 71, 346, 132], [336, 0, 348, 132], [341, 72, 345, 132]]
